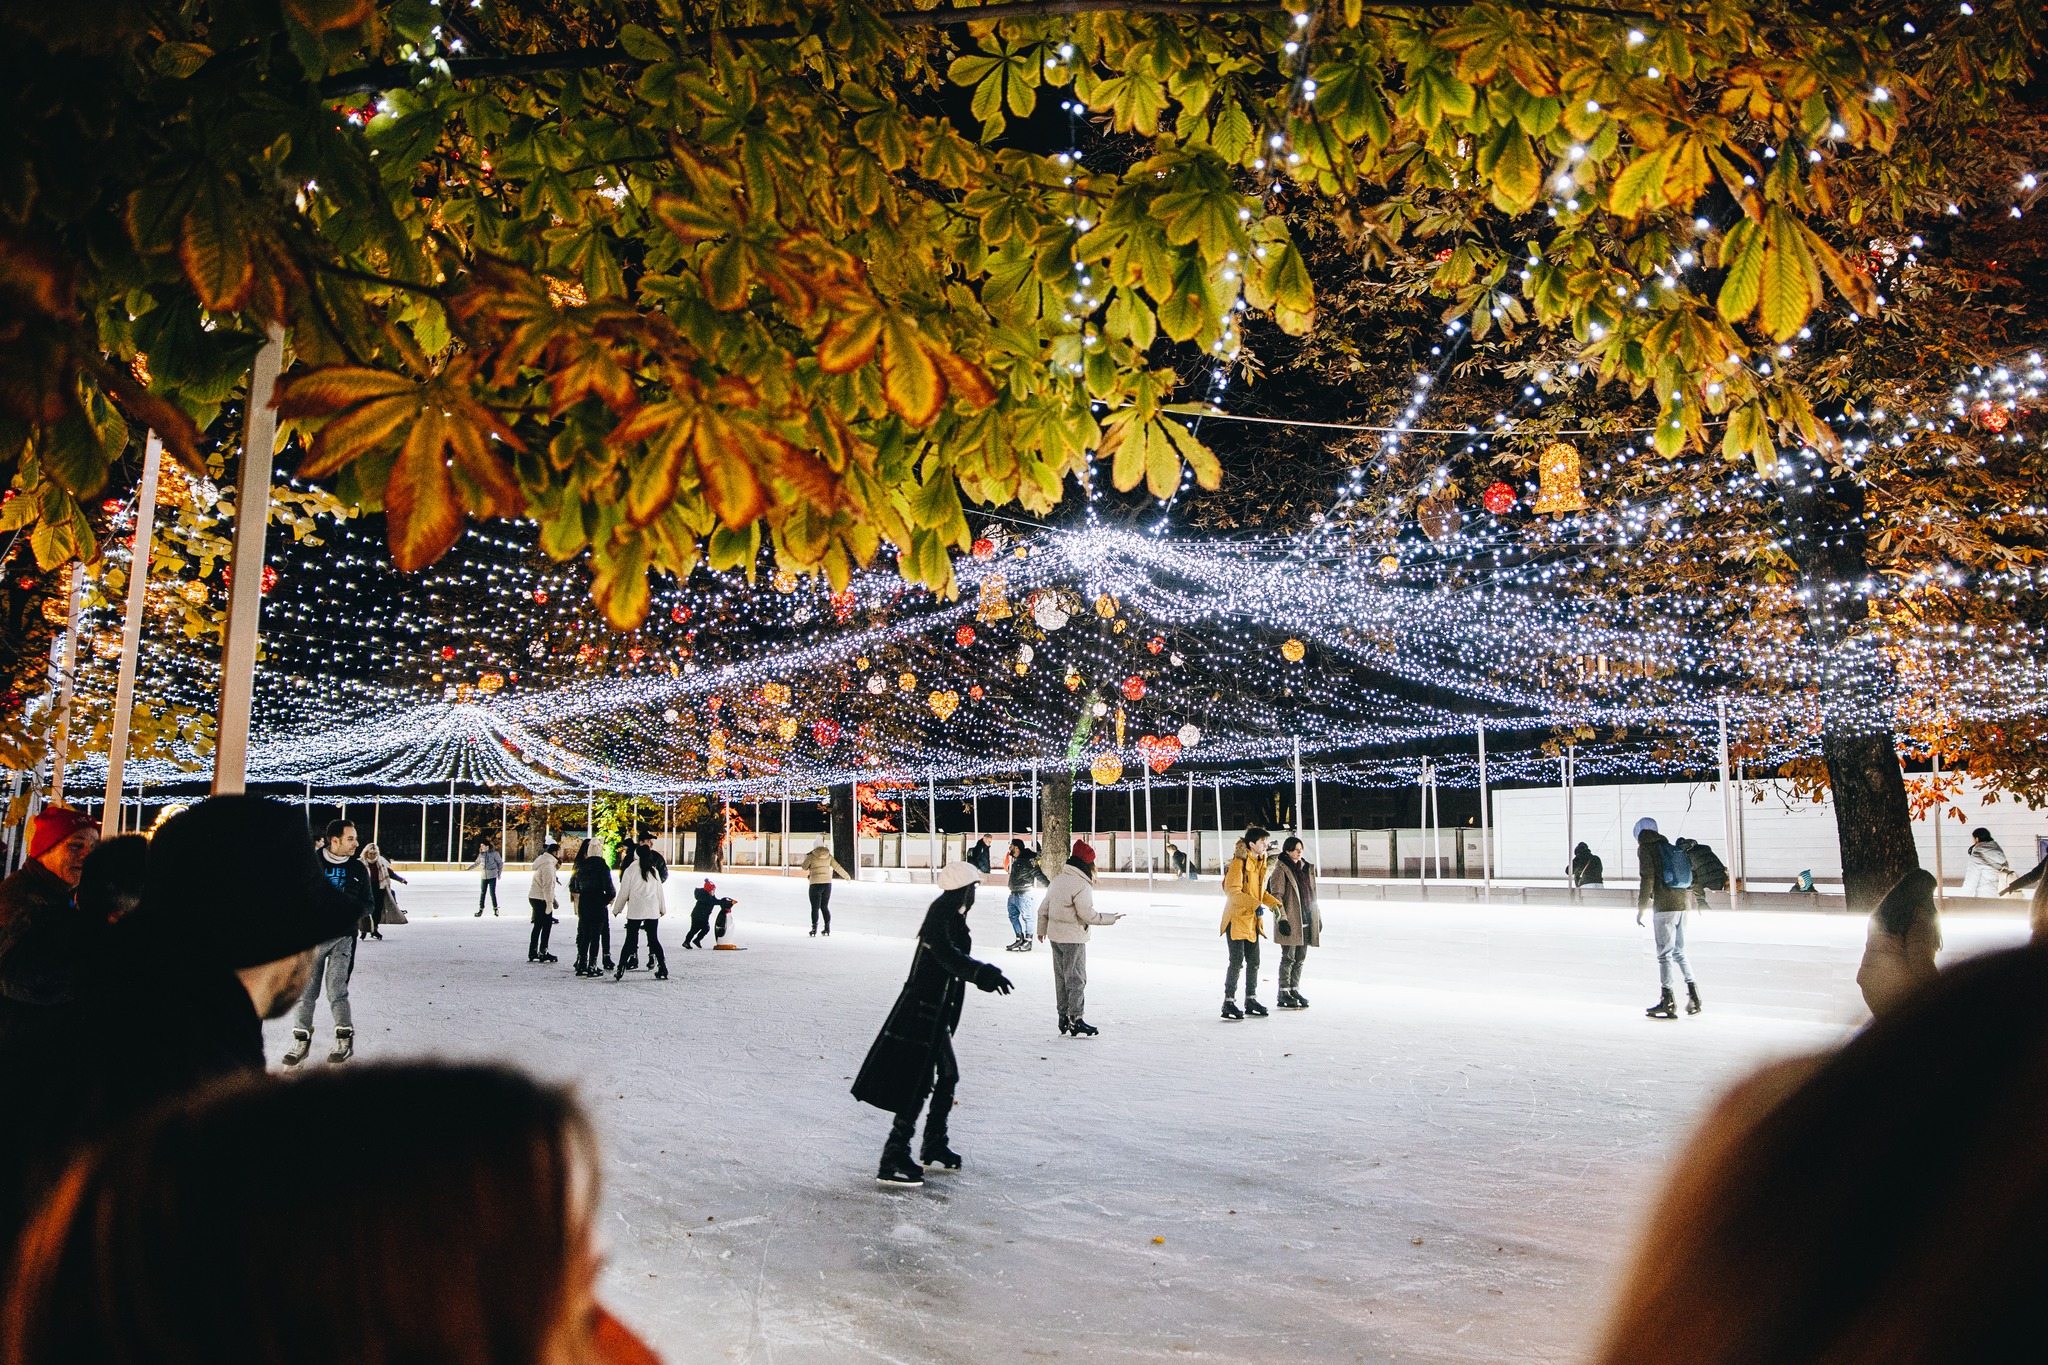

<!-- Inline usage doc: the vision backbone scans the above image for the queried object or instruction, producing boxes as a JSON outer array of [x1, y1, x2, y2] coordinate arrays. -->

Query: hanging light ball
[[969, 684, 984, 700], [1091, 699, 1109, 717], [534, 588, 549, 604], [1016, 643, 1035, 665], [1280, 638, 1306, 663], [527, 639, 545, 658], [663, 708, 680, 723], [1030, 590, 1070, 631], [866, 673, 887, 694], [671, 605, 689, 622], [1094, 593, 1119, 618], [1090, 753, 1124, 785], [440, 645, 457, 661], [1482, 480, 1517, 514], [971, 537, 996, 560], [955, 625, 976, 647], [1178, 723, 1201, 748], [1379, 555, 1401, 576], [1169, 651, 1184, 667], [1121, 675, 1146, 701], [898, 670, 917, 692], [813, 719, 842, 746]]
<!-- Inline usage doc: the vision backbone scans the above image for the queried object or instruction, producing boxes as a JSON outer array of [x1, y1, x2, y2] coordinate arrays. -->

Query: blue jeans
[[1653, 911, 1694, 989], [1007, 891, 1033, 938], [292, 935, 355, 1031]]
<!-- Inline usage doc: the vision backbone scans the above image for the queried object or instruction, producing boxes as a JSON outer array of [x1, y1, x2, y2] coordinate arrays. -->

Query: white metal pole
[[500, 793, 508, 858], [372, 799, 381, 851], [1185, 771, 1195, 878], [47, 561, 86, 806], [447, 776, 457, 863], [101, 432, 163, 836], [1564, 743, 1576, 887], [1214, 780, 1224, 875], [1430, 761, 1443, 881], [1717, 696, 1739, 912], [1477, 720, 1491, 895], [211, 324, 285, 795], [1930, 751, 1945, 908], [1419, 760, 1429, 881], [927, 771, 939, 882], [419, 798, 427, 861], [1144, 763, 1155, 895], [1291, 735, 1303, 838], [1030, 763, 1039, 839], [1311, 774, 1322, 876]]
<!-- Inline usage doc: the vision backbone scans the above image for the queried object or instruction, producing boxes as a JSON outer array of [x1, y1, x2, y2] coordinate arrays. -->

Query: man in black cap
[[0, 795, 360, 1258]]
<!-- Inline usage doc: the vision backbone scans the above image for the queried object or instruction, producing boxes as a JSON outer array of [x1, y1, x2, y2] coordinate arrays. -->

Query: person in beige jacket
[[1037, 840, 1122, 1037], [1220, 828, 1281, 1020], [801, 840, 852, 936]]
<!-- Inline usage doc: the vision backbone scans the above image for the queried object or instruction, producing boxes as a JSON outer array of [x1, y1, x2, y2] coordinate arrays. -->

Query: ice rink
[[275, 869, 2031, 1364]]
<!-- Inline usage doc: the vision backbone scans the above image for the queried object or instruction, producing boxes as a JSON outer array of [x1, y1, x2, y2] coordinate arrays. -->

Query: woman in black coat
[[568, 839, 616, 978], [852, 863, 1012, 1186]]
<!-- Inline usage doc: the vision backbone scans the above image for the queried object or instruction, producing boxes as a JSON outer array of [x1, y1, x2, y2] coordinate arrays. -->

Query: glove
[[1277, 919, 1291, 936], [973, 963, 1014, 995]]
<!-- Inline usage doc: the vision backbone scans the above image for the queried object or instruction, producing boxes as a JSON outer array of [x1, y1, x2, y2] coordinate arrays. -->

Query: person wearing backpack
[[1675, 836, 1730, 909], [1634, 818, 1701, 1019]]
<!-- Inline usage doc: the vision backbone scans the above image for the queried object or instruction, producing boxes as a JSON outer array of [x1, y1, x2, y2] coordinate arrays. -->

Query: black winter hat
[[1873, 867, 1937, 938], [142, 795, 363, 968]]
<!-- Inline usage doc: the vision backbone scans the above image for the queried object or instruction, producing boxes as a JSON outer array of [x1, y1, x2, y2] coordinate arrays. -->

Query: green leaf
[[1211, 103, 1255, 165], [1758, 207, 1820, 341], [1478, 125, 1541, 213], [179, 178, 253, 312], [616, 24, 674, 62], [1606, 146, 1674, 218], [1715, 218, 1764, 322], [152, 41, 213, 78]]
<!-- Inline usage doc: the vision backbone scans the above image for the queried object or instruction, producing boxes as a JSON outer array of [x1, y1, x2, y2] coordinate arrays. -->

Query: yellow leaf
[[383, 410, 464, 571], [878, 313, 944, 426], [692, 409, 772, 527]]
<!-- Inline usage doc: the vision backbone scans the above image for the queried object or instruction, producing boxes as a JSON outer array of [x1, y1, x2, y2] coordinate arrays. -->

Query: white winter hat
[[1633, 817, 1659, 839], [937, 861, 982, 890]]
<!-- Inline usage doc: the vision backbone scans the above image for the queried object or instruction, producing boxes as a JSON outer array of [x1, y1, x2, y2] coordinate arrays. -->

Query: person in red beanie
[[0, 805, 97, 934], [1036, 840, 1123, 1037]]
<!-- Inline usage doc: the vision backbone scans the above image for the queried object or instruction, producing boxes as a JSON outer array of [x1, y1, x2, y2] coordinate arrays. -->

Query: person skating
[[1961, 827, 2012, 898], [469, 836, 503, 916], [360, 843, 405, 937], [965, 834, 993, 874], [527, 840, 561, 962], [1268, 835, 1321, 1010], [1569, 841, 1604, 888], [285, 820, 376, 1066], [852, 862, 1014, 1185], [569, 838, 616, 977], [1219, 827, 1281, 1020], [612, 834, 669, 980], [685, 880, 733, 949], [1003, 838, 1048, 952], [801, 839, 851, 935], [1037, 839, 1121, 1036], [1634, 817, 1701, 1018]]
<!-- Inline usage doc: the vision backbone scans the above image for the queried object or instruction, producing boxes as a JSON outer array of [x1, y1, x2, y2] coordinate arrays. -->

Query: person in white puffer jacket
[[611, 834, 669, 980], [1036, 840, 1122, 1038]]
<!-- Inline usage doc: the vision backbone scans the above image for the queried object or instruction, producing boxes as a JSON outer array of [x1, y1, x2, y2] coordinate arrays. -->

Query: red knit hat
[[1069, 839, 1097, 864], [28, 805, 95, 861]]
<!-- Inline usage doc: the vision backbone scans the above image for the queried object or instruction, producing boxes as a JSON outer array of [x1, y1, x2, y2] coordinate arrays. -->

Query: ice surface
[[276, 873, 2029, 1363]]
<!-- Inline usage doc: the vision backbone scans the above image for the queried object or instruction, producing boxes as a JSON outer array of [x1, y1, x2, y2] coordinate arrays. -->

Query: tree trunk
[[693, 805, 726, 872], [1040, 773, 1074, 875], [1823, 726, 1919, 913], [829, 782, 858, 879]]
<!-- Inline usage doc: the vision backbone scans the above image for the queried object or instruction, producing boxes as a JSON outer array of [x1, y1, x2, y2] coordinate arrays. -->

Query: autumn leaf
[[693, 407, 776, 526], [179, 178, 253, 312], [384, 410, 465, 570], [878, 313, 944, 426]]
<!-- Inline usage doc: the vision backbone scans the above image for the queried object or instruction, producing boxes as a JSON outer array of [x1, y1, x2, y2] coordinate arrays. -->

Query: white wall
[[1493, 778, 2048, 887]]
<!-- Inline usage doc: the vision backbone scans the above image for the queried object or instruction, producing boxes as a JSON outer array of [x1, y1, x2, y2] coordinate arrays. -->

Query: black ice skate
[[1066, 1017, 1099, 1037], [1221, 1000, 1244, 1021], [327, 1027, 354, 1063], [1277, 990, 1305, 1010], [1058, 1014, 1072, 1035], [1243, 998, 1269, 1018], [877, 1151, 925, 1186], [654, 967, 668, 980], [1686, 983, 1703, 1015], [919, 1141, 962, 1171], [1646, 989, 1678, 1019], [283, 1028, 312, 1067]]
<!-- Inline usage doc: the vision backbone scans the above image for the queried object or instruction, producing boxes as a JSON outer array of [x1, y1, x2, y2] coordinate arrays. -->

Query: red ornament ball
[[1482, 481, 1516, 515], [812, 719, 841, 747], [1121, 675, 1146, 702], [101, 498, 123, 515], [533, 589, 548, 604], [969, 685, 984, 700], [955, 625, 976, 647], [1147, 636, 1165, 655], [440, 646, 456, 661], [671, 605, 691, 622]]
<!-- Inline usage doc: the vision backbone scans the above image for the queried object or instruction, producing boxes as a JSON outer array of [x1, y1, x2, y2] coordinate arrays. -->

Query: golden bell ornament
[[1530, 441, 1588, 515], [977, 573, 1012, 621]]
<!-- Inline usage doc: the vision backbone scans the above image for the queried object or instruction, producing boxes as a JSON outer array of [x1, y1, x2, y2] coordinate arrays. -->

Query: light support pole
[[210, 324, 285, 796], [1930, 751, 1945, 907], [446, 777, 457, 864], [101, 432, 164, 836], [1213, 780, 1224, 876], [1029, 762, 1039, 839], [1564, 742, 1576, 889], [1143, 762, 1155, 895], [1291, 735, 1303, 838], [47, 560, 87, 806], [1311, 773, 1322, 875], [926, 770, 939, 882], [1185, 771, 1195, 878], [1476, 720, 1492, 895], [1716, 696, 1740, 912]]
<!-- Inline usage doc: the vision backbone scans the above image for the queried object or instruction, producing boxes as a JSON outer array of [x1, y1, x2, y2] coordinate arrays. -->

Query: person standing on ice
[[1634, 818, 1701, 1019], [569, 838, 615, 978], [1570, 841, 1604, 887], [685, 880, 733, 950], [285, 820, 375, 1065], [853, 861, 1013, 1186], [801, 839, 851, 936], [611, 835, 668, 980], [526, 840, 560, 963], [965, 834, 993, 874], [1003, 838, 1048, 952], [1267, 835, 1321, 1010], [1219, 827, 1281, 1020], [468, 835, 503, 917], [1962, 828, 2012, 898], [1038, 839, 1121, 1036]]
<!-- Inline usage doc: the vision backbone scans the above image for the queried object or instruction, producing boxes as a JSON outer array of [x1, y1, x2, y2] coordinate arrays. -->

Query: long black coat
[[852, 898, 996, 1114]]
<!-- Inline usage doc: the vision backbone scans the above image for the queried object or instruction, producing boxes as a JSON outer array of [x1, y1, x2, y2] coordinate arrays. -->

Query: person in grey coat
[[470, 836, 504, 917], [1267, 836, 1321, 1010], [1036, 840, 1121, 1036]]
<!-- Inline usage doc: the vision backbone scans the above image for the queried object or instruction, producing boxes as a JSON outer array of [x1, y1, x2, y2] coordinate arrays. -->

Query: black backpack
[[1679, 839, 1729, 891]]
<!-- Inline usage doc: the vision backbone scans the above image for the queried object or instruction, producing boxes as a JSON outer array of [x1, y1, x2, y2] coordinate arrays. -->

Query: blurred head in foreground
[[1593, 941, 2048, 1365], [1, 1064, 659, 1365]]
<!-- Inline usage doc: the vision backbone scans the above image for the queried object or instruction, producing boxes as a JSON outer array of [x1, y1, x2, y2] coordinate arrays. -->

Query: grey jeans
[[292, 935, 355, 1032], [1224, 937, 1260, 1001], [1279, 943, 1308, 990], [1653, 911, 1694, 989], [1051, 941, 1087, 1017]]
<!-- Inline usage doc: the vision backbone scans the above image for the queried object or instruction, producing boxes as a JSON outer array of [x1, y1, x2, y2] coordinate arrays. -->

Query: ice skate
[[1278, 990, 1306, 1010], [654, 967, 668, 980], [1005, 936, 1028, 951], [1291, 990, 1309, 1008], [876, 1150, 925, 1186], [283, 1028, 312, 1067], [1244, 998, 1269, 1018], [602, 956, 615, 971], [809, 928, 817, 936], [1066, 1017, 1099, 1037], [1221, 999, 1244, 1021], [326, 1027, 354, 1063], [1646, 989, 1678, 1019], [1058, 1014, 1072, 1035], [920, 1141, 962, 1171], [1686, 983, 1703, 1015]]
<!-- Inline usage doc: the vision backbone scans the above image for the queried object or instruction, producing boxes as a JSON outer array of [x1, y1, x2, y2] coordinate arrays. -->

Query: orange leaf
[[930, 345, 996, 410], [383, 410, 465, 570], [297, 393, 418, 478], [692, 409, 773, 527], [879, 313, 944, 427], [274, 366, 420, 419], [545, 336, 638, 416], [445, 412, 524, 519], [816, 310, 881, 375], [614, 400, 701, 526]]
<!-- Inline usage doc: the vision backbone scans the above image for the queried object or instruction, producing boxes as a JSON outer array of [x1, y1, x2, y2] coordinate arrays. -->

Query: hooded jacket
[[1636, 831, 1691, 915], [1267, 855, 1321, 947], [528, 852, 560, 906], [802, 846, 850, 885], [1221, 839, 1281, 940], [1039, 862, 1116, 943]]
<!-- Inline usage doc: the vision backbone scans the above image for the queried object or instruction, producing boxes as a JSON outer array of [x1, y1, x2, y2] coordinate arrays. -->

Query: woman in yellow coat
[[1219, 827, 1282, 1019]]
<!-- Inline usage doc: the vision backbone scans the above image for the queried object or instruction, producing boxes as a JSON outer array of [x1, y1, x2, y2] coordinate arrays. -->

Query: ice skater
[[1634, 818, 1701, 1018], [569, 838, 615, 978], [1038, 839, 1121, 1036], [285, 820, 375, 1065], [685, 880, 733, 949], [801, 839, 851, 936], [1003, 838, 1047, 952], [852, 862, 1013, 1186], [1268, 835, 1321, 1010], [527, 840, 560, 963], [1962, 828, 2012, 898], [1219, 827, 1280, 1020], [469, 836, 502, 916], [612, 834, 668, 980]]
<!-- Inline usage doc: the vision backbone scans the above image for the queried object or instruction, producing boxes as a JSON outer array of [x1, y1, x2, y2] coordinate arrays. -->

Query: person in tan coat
[[801, 840, 851, 936], [1267, 836, 1322, 1010], [1219, 828, 1281, 1020]]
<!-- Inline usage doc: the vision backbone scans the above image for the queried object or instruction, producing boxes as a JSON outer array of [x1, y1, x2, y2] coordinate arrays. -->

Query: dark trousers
[[1279, 943, 1307, 990], [617, 919, 666, 975], [576, 910, 605, 971], [479, 878, 498, 912], [528, 899, 554, 959], [808, 882, 832, 932], [684, 911, 712, 949], [1224, 937, 1261, 1002], [884, 1036, 959, 1160]]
